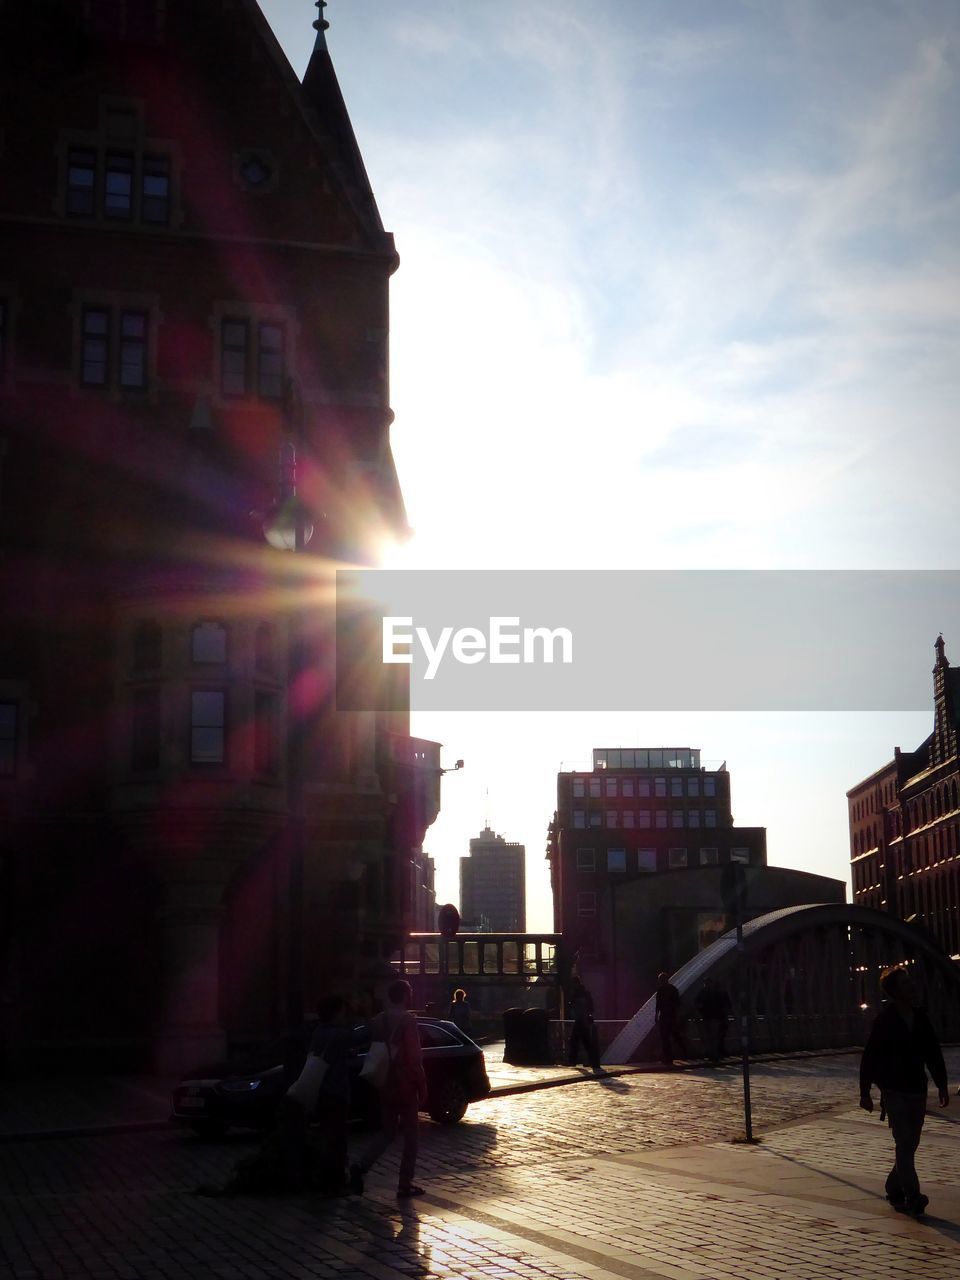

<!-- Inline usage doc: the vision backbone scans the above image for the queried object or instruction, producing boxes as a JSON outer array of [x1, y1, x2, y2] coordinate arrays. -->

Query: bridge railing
[[393, 933, 560, 980]]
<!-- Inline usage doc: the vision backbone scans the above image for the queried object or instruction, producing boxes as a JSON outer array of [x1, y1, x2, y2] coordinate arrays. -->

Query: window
[[671, 777, 684, 797], [132, 620, 162, 671], [80, 305, 150, 390], [704, 777, 717, 797], [589, 811, 602, 828], [730, 847, 750, 864], [119, 311, 147, 388], [589, 778, 601, 798], [66, 147, 97, 216], [622, 811, 634, 829], [704, 810, 717, 828], [638, 848, 657, 872], [607, 848, 627, 872], [655, 810, 667, 829], [81, 308, 110, 385], [0, 299, 8, 383], [572, 778, 585, 798], [104, 151, 134, 218], [221, 319, 249, 396], [687, 778, 700, 797], [606, 809, 618, 828], [254, 623, 273, 674], [638, 809, 651, 828], [621, 778, 634, 798], [192, 622, 226, 664], [671, 810, 684, 829], [254, 691, 278, 776], [257, 322, 284, 399], [577, 892, 597, 917], [605, 777, 617, 798], [141, 155, 170, 224], [131, 688, 160, 770], [576, 848, 595, 872], [699, 847, 719, 865], [191, 690, 225, 764], [637, 779, 651, 797], [0, 702, 17, 776], [688, 810, 700, 828], [573, 810, 585, 829], [654, 777, 667, 797], [669, 848, 688, 868]]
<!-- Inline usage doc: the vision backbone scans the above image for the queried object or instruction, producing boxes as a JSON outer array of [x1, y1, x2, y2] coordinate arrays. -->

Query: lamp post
[[262, 384, 314, 1078]]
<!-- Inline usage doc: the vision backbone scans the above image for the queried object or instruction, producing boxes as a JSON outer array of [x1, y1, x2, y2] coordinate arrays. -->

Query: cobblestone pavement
[[2, 1052, 959, 1280]]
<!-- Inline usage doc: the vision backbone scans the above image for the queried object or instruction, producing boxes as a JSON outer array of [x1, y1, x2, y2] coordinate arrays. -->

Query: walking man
[[859, 965, 949, 1218], [567, 977, 603, 1073], [655, 971, 687, 1065], [695, 977, 732, 1066], [350, 979, 428, 1199]]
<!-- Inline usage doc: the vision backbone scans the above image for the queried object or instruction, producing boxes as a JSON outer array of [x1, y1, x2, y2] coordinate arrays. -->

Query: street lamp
[[262, 385, 315, 1078]]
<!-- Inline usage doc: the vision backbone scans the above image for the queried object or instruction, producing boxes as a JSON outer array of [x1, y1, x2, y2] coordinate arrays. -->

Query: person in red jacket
[[859, 965, 949, 1218], [350, 979, 429, 1199]]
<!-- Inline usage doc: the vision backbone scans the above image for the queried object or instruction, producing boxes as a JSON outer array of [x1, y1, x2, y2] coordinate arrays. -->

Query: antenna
[[484, 787, 490, 830]]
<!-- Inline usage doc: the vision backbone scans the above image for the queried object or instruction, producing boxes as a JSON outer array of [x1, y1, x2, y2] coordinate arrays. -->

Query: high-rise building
[[460, 827, 526, 932], [0, 4, 440, 1074], [849, 636, 960, 960]]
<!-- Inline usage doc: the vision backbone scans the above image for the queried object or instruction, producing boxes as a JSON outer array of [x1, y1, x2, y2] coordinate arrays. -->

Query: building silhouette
[[849, 636, 960, 960], [0, 3, 440, 1073], [547, 748, 843, 1017], [460, 826, 526, 933]]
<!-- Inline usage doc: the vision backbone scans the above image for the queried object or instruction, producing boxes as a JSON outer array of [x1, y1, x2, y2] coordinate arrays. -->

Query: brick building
[[0, 3, 440, 1073], [547, 747, 771, 1015], [849, 636, 960, 959]]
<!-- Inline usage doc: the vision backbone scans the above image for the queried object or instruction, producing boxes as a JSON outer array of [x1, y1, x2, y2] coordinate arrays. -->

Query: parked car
[[171, 1017, 490, 1138]]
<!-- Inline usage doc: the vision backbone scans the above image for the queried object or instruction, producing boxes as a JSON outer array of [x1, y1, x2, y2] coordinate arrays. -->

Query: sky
[[263, 1, 960, 930]]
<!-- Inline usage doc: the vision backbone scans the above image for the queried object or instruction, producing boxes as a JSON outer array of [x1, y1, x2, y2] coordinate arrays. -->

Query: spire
[[312, 0, 329, 51]]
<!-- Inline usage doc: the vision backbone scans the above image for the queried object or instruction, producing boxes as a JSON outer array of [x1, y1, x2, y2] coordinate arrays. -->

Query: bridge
[[390, 933, 562, 1018], [604, 903, 960, 1064]]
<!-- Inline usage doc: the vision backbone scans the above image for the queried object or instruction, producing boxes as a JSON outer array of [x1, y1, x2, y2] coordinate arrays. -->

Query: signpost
[[722, 863, 754, 1142]]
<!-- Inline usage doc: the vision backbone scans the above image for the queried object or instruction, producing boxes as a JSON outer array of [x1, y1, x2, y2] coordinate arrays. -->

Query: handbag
[[359, 1038, 392, 1089], [286, 1051, 328, 1112]]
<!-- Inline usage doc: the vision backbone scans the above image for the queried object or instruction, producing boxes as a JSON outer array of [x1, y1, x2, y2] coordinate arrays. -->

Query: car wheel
[[428, 1078, 468, 1125], [190, 1119, 228, 1140]]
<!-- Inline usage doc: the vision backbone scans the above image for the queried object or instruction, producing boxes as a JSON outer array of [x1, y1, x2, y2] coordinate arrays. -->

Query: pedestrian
[[654, 971, 687, 1065], [308, 994, 365, 1195], [694, 977, 732, 1066], [567, 977, 603, 1074], [859, 964, 949, 1218], [350, 978, 429, 1199], [448, 988, 472, 1033]]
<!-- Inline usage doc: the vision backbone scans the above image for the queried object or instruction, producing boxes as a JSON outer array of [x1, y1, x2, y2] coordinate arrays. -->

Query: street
[[2, 1053, 960, 1280]]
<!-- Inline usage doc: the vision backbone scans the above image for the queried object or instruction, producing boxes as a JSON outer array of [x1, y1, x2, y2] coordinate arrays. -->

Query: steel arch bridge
[[603, 903, 960, 1065]]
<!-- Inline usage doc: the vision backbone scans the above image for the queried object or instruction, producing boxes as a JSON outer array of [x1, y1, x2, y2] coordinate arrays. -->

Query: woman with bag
[[350, 979, 428, 1198]]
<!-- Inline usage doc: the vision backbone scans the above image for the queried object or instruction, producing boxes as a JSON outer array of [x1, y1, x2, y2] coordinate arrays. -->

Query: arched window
[[254, 623, 273, 674], [192, 621, 226, 664], [132, 620, 161, 671]]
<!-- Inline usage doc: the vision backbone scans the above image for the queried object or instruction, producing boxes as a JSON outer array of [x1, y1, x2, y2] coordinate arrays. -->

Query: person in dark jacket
[[567, 978, 602, 1073], [309, 994, 365, 1195], [695, 977, 732, 1066], [655, 972, 687, 1065], [448, 988, 472, 1033], [859, 965, 949, 1217]]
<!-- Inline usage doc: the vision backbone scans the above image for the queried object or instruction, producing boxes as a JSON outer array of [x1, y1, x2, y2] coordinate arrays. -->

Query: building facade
[[848, 636, 960, 960], [460, 826, 526, 933], [0, 4, 440, 1073], [548, 747, 770, 1015]]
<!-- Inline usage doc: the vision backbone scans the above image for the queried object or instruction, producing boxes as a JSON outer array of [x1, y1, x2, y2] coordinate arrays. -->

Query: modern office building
[[848, 636, 960, 960], [460, 826, 527, 933], [547, 747, 839, 1017], [0, 4, 441, 1073]]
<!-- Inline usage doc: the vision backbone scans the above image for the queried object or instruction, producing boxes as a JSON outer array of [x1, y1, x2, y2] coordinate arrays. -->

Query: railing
[[394, 933, 560, 980]]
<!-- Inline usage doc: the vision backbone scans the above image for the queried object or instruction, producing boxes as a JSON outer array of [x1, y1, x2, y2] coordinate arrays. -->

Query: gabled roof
[[238, 0, 394, 256]]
